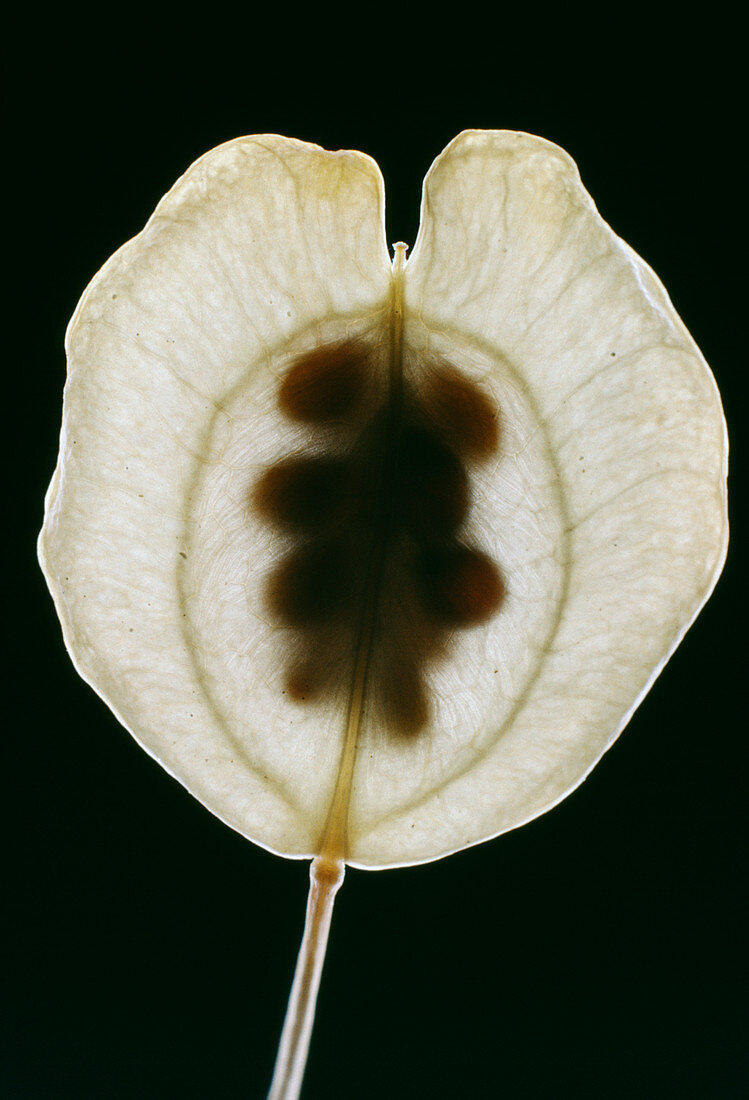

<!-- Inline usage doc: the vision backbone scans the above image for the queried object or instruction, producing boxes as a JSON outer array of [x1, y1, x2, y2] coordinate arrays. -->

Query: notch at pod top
[[39, 131, 728, 869]]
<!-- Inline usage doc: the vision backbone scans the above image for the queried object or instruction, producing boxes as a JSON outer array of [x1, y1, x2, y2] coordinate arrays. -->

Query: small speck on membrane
[[251, 340, 504, 736]]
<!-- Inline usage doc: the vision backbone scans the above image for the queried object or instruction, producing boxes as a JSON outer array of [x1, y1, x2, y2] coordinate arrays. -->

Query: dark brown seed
[[395, 424, 469, 537], [279, 339, 371, 423], [422, 362, 499, 460], [286, 659, 323, 702], [418, 544, 504, 625], [267, 541, 352, 627], [380, 657, 430, 735], [252, 457, 348, 530]]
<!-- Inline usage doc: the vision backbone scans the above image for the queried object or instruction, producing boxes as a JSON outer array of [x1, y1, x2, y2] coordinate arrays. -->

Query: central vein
[[317, 243, 408, 863]]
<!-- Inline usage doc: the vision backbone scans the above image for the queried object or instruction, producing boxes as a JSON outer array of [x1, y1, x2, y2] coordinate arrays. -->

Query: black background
[[8, 17, 747, 1100]]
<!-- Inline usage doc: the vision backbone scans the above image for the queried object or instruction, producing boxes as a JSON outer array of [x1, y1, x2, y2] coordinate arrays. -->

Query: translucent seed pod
[[39, 131, 728, 1099]]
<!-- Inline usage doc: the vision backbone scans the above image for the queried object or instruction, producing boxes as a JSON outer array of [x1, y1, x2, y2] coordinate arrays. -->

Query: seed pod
[[38, 131, 728, 1098]]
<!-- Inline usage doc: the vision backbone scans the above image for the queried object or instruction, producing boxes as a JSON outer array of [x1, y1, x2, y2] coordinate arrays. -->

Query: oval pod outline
[[39, 131, 728, 869]]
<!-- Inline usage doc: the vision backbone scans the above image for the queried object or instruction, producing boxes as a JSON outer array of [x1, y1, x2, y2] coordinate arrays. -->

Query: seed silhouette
[[278, 338, 372, 423], [254, 458, 349, 531], [420, 361, 500, 459], [418, 544, 504, 625], [253, 339, 504, 736]]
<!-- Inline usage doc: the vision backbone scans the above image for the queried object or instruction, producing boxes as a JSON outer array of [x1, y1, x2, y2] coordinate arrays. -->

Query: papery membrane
[[40, 137, 392, 857], [40, 131, 728, 869], [351, 130, 726, 866]]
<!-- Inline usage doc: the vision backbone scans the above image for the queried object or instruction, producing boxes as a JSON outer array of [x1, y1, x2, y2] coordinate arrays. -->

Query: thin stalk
[[267, 856, 345, 1100]]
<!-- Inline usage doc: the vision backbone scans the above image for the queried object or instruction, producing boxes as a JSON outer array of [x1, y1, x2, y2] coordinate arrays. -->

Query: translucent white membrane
[[40, 131, 728, 872]]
